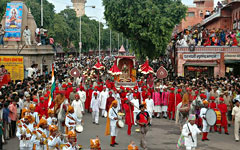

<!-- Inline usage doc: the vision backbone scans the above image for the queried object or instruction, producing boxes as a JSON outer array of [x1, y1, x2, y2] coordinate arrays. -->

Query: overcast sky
[[48, 0, 217, 22]]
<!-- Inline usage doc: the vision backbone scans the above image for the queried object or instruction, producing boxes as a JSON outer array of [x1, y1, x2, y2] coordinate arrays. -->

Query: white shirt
[[232, 105, 240, 120], [145, 98, 154, 113], [90, 96, 101, 112], [113, 93, 121, 111], [30, 112, 39, 125], [16, 123, 34, 148], [48, 135, 64, 150], [182, 123, 201, 147], [131, 99, 140, 113], [71, 100, 84, 119], [78, 90, 86, 104], [65, 113, 81, 129], [62, 142, 76, 150], [99, 90, 109, 109], [47, 117, 57, 126], [23, 29, 31, 37], [31, 127, 48, 150], [108, 107, 118, 126]]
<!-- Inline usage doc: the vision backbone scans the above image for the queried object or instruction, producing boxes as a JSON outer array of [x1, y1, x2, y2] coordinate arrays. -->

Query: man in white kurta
[[108, 100, 119, 147], [182, 114, 202, 150], [113, 90, 121, 111], [145, 94, 154, 125], [48, 125, 64, 150], [131, 94, 140, 125], [71, 94, 84, 120], [232, 100, 240, 142], [23, 26, 31, 46], [200, 100, 210, 141], [16, 116, 34, 150], [78, 87, 86, 111], [90, 92, 101, 124], [100, 88, 109, 117], [29, 104, 39, 125]]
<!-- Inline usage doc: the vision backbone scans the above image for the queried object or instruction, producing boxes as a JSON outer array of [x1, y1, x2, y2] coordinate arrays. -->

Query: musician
[[29, 104, 39, 126], [232, 99, 240, 142], [16, 115, 34, 150], [65, 105, 81, 134], [90, 92, 101, 125], [136, 104, 150, 150], [62, 130, 77, 150], [131, 94, 140, 125], [31, 118, 48, 150], [105, 100, 119, 147], [200, 100, 210, 141], [181, 114, 202, 150], [47, 109, 57, 126], [123, 98, 134, 135], [48, 125, 64, 150], [168, 88, 175, 120], [217, 97, 229, 134]]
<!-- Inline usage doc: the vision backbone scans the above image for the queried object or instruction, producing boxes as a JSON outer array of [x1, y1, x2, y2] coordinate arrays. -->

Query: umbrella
[[92, 59, 105, 70], [138, 59, 154, 74], [108, 61, 122, 76]]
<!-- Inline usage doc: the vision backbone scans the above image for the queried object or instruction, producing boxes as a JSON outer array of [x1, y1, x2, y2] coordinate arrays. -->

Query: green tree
[[0, 0, 10, 22], [103, 0, 187, 59]]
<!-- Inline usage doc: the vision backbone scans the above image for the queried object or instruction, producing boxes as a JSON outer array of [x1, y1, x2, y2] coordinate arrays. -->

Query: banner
[[4, 2, 23, 41], [224, 54, 240, 60], [183, 54, 220, 60], [0, 56, 24, 81]]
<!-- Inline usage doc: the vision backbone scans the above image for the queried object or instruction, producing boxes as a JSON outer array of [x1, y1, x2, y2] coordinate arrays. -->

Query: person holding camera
[[136, 104, 150, 150]]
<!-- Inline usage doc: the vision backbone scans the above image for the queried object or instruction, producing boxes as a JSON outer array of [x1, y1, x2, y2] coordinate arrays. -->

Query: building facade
[[176, 47, 240, 77]]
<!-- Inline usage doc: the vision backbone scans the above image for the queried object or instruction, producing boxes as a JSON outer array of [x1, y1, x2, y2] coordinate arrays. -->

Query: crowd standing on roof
[[0, 56, 239, 150]]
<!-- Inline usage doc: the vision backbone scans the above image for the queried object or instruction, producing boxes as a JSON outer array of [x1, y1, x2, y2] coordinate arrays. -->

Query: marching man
[[145, 93, 154, 125], [62, 131, 78, 150], [29, 104, 39, 126], [65, 105, 81, 133], [105, 100, 119, 147], [90, 92, 101, 125], [78, 86, 86, 111], [232, 99, 240, 142], [31, 118, 49, 150], [200, 100, 210, 141], [47, 109, 57, 126], [71, 94, 84, 120], [182, 114, 202, 150], [100, 87, 109, 117], [48, 125, 64, 150], [16, 115, 34, 150], [131, 94, 140, 125]]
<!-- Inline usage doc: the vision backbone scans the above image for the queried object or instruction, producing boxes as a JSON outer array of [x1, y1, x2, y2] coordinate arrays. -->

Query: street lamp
[[89, 16, 104, 57], [79, 5, 95, 59]]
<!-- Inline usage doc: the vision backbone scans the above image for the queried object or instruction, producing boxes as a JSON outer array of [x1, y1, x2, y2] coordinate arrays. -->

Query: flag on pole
[[48, 64, 56, 107]]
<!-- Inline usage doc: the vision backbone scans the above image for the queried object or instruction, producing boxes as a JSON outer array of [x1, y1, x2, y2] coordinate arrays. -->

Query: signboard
[[157, 66, 168, 79], [0, 56, 24, 81], [183, 54, 220, 60], [4, 2, 23, 41], [224, 54, 240, 60]]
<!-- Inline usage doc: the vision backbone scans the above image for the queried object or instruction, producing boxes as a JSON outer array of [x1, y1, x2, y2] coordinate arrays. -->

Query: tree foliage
[[103, 0, 187, 59]]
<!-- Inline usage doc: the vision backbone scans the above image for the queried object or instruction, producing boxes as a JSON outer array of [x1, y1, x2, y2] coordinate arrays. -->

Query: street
[[4, 113, 239, 150]]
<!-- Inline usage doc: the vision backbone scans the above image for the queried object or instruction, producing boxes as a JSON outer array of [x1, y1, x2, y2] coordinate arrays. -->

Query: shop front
[[224, 53, 240, 76]]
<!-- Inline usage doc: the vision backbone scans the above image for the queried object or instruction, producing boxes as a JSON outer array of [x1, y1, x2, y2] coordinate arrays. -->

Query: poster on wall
[[4, 2, 23, 41]]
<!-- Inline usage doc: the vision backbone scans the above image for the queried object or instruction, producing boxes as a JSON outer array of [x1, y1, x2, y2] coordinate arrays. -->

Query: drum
[[215, 109, 222, 126], [205, 109, 217, 126], [116, 120, 125, 128], [76, 124, 83, 133]]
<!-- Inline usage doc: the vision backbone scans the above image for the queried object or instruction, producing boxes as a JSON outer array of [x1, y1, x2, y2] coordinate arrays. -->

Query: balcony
[[201, 9, 221, 25]]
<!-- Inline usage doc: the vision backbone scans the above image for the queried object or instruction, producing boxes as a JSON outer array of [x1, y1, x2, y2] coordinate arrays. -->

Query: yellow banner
[[0, 56, 24, 81]]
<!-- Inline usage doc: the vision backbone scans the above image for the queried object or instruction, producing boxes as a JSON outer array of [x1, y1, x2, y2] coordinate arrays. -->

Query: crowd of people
[[175, 28, 240, 47], [0, 57, 239, 150]]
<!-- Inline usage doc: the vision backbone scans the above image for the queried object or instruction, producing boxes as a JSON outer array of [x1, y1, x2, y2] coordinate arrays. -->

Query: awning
[[225, 60, 240, 64], [184, 62, 217, 67]]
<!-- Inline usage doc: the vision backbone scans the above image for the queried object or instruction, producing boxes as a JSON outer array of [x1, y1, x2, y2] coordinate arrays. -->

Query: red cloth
[[35, 102, 48, 119], [97, 85, 103, 92], [65, 87, 73, 100], [120, 92, 127, 110], [217, 103, 228, 127], [106, 96, 115, 112], [176, 93, 182, 105], [123, 103, 134, 135], [168, 93, 175, 112], [85, 89, 93, 110], [134, 92, 141, 104], [141, 91, 148, 102], [209, 102, 217, 109]]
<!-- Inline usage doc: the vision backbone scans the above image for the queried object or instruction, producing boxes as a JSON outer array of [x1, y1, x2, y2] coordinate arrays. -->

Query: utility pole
[[110, 29, 112, 56], [41, 0, 43, 26]]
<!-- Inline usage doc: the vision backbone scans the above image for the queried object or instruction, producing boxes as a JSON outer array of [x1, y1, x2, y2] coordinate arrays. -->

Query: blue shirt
[[3, 108, 9, 122]]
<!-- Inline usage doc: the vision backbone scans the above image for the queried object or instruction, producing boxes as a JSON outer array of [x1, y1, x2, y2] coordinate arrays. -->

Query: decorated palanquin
[[115, 56, 136, 82]]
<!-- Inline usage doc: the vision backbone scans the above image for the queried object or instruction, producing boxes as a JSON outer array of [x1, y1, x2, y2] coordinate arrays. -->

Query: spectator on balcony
[[176, 35, 188, 47], [220, 29, 226, 45], [236, 30, 240, 46]]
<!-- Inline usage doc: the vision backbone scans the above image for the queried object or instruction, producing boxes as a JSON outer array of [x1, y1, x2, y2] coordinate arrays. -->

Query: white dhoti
[[154, 105, 161, 112], [110, 125, 118, 136]]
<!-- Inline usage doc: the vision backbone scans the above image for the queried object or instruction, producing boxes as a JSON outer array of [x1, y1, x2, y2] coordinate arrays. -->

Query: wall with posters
[[4, 2, 23, 41], [0, 56, 24, 81]]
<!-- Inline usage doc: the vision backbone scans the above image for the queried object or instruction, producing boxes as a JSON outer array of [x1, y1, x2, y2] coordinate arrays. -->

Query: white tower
[[71, 0, 86, 17]]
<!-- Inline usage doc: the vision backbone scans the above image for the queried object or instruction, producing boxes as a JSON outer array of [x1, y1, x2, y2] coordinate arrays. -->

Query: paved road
[[4, 113, 239, 150]]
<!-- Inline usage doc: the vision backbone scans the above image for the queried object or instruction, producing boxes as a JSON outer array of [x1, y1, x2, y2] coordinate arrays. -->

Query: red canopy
[[108, 61, 122, 76], [138, 59, 154, 74], [92, 59, 105, 70]]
